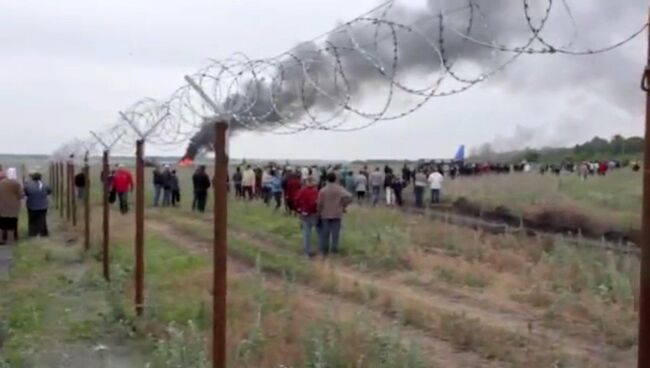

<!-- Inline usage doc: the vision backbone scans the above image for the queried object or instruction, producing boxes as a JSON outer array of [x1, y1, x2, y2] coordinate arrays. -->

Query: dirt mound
[[449, 197, 634, 245], [452, 197, 482, 217]]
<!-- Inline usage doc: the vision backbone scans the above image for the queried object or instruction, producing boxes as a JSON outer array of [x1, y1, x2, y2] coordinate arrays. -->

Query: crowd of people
[[0, 165, 52, 245]]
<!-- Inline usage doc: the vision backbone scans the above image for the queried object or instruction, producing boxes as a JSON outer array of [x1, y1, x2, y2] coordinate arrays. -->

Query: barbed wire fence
[[45, 0, 647, 366]]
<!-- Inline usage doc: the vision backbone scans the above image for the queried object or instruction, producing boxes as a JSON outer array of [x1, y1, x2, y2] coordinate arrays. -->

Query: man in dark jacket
[[161, 166, 173, 207], [74, 171, 86, 200], [232, 167, 243, 199], [170, 170, 180, 207], [24, 172, 51, 237], [152, 167, 164, 206], [192, 165, 211, 212]]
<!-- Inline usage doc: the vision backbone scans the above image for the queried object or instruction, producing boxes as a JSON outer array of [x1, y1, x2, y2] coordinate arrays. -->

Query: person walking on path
[[0, 168, 22, 244], [269, 170, 283, 210], [24, 172, 51, 237], [112, 165, 134, 214], [414, 169, 427, 208], [232, 167, 243, 199], [317, 172, 352, 257], [152, 166, 164, 206], [170, 170, 180, 207], [242, 165, 255, 200], [254, 167, 263, 199], [284, 170, 302, 214], [428, 169, 444, 204], [384, 169, 396, 206], [192, 165, 211, 212], [369, 167, 383, 206], [295, 178, 319, 257], [261, 169, 273, 205], [354, 170, 367, 202]]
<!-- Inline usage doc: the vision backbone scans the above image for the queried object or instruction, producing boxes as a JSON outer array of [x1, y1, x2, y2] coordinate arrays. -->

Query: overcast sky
[[0, 0, 646, 160]]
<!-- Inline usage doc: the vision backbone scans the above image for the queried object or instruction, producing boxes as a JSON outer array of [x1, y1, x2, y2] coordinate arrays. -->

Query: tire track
[[145, 217, 503, 368]]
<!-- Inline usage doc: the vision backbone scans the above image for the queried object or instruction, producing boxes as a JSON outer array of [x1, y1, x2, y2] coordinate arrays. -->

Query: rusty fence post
[[66, 161, 71, 222], [213, 122, 228, 368], [135, 139, 145, 316], [59, 162, 65, 218], [53, 163, 58, 209], [638, 9, 650, 368], [71, 161, 77, 227], [83, 152, 90, 250], [102, 150, 111, 281]]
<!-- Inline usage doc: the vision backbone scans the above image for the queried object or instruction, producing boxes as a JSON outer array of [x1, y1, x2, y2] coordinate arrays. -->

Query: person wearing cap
[[295, 177, 319, 257], [24, 171, 51, 237]]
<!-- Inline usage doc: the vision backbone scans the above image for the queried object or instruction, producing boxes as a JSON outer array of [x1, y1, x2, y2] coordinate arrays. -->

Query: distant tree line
[[471, 135, 645, 164]]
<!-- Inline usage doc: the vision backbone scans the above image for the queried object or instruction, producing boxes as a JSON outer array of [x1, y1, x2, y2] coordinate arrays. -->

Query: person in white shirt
[[427, 170, 444, 204]]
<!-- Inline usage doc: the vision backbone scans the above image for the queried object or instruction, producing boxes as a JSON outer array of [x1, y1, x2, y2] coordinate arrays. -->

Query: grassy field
[[0, 161, 643, 367], [441, 169, 642, 230]]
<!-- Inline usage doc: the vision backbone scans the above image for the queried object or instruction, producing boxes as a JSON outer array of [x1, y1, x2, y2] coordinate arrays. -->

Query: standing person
[[232, 167, 243, 199], [262, 169, 273, 205], [192, 165, 211, 212], [284, 171, 302, 214], [401, 164, 412, 186], [369, 167, 383, 206], [170, 170, 180, 207], [318, 167, 328, 189], [392, 176, 404, 206], [344, 170, 356, 196], [598, 161, 608, 176], [24, 172, 51, 237], [428, 169, 444, 204], [354, 170, 367, 202], [0, 168, 22, 244], [254, 167, 263, 199], [295, 178, 319, 258], [242, 165, 255, 200], [152, 166, 164, 207], [414, 169, 427, 208], [161, 165, 173, 207], [384, 169, 395, 206], [269, 170, 283, 210], [317, 172, 352, 257], [74, 171, 86, 200], [300, 166, 310, 186], [112, 165, 134, 214]]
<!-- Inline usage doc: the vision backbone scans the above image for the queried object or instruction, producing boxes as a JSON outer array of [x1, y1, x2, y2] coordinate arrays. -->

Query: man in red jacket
[[294, 177, 319, 257], [112, 164, 134, 214]]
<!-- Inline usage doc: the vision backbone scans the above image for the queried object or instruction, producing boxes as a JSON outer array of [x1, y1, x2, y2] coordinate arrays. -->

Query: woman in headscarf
[[24, 171, 51, 237], [0, 167, 22, 244]]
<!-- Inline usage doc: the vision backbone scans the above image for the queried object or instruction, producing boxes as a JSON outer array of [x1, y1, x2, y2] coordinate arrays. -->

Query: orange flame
[[179, 157, 193, 167]]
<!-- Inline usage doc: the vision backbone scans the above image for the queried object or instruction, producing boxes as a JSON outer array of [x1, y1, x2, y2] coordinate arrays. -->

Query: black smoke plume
[[183, 0, 645, 159]]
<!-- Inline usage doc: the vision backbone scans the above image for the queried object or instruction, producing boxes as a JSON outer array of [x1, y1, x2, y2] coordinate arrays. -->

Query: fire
[[179, 157, 194, 167]]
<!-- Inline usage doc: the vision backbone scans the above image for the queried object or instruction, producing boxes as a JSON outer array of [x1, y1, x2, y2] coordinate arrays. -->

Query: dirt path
[[154, 210, 636, 367], [233, 224, 634, 366], [145, 218, 503, 368]]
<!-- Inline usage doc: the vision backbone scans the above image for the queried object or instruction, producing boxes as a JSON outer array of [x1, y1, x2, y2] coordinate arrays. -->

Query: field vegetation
[[0, 163, 642, 367]]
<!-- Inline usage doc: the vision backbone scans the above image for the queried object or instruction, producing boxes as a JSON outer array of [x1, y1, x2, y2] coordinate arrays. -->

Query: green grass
[[443, 169, 642, 230]]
